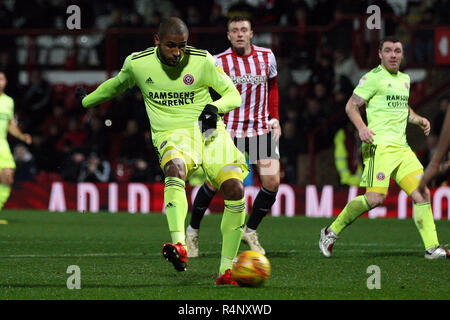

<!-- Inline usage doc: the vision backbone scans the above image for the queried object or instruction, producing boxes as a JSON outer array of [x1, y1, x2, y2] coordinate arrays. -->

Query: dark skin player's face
[[154, 33, 188, 66]]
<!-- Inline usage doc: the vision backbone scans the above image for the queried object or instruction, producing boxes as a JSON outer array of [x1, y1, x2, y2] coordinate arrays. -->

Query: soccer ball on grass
[[232, 250, 271, 287]]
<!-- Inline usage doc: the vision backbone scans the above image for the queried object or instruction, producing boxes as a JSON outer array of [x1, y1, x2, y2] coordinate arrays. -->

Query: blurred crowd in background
[[1, 0, 449, 187]]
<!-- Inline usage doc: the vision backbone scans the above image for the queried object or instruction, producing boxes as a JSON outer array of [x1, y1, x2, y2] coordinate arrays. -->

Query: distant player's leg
[[319, 191, 384, 257], [186, 180, 217, 258], [243, 158, 279, 255], [0, 144, 15, 224], [160, 148, 189, 271], [320, 144, 390, 257], [396, 156, 448, 259], [0, 168, 13, 224]]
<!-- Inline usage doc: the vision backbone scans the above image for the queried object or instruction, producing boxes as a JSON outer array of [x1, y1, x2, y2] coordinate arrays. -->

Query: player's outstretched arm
[[76, 55, 135, 108], [8, 119, 32, 144], [76, 77, 130, 109], [408, 106, 431, 136], [419, 106, 450, 192], [345, 93, 375, 143]]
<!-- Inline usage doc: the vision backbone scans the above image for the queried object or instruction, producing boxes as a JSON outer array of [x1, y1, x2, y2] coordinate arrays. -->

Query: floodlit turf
[[0, 209, 448, 300]]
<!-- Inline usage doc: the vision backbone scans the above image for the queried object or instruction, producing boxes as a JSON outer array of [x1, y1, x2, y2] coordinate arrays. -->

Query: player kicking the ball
[[76, 17, 249, 284], [319, 37, 449, 259]]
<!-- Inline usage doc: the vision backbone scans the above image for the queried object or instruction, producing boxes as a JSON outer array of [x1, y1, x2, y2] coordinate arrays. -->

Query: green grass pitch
[[0, 209, 448, 300]]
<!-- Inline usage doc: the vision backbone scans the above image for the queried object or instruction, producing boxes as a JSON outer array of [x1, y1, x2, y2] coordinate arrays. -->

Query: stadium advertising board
[[5, 182, 449, 220]]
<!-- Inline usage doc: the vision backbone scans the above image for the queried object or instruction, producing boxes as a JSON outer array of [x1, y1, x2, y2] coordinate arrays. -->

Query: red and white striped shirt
[[214, 45, 279, 138]]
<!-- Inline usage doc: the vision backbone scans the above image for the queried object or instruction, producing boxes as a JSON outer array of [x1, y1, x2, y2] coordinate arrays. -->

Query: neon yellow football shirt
[[354, 65, 410, 147], [0, 93, 14, 143]]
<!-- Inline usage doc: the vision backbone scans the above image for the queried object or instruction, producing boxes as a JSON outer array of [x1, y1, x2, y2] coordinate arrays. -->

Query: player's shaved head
[[158, 17, 189, 40]]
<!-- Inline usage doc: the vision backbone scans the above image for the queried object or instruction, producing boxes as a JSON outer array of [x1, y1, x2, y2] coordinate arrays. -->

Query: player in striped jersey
[[187, 16, 281, 256]]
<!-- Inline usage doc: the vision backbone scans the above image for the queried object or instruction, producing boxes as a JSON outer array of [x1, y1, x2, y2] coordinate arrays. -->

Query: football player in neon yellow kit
[[319, 37, 449, 259], [0, 72, 32, 224], [76, 17, 248, 284]]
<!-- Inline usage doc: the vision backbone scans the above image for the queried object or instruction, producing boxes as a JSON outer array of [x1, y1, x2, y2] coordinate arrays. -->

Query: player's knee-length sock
[[330, 195, 371, 235], [189, 183, 216, 229], [246, 187, 277, 230], [219, 198, 246, 274], [164, 177, 188, 248], [0, 184, 11, 211], [413, 202, 439, 250]]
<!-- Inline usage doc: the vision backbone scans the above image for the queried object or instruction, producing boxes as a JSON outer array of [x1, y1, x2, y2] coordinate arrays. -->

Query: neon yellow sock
[[164, 177, 188, 249], [0, 184, 11, 211], [219, 198, 245, 274], [413, 202, 439, 250], [330, 195, 371, 235]]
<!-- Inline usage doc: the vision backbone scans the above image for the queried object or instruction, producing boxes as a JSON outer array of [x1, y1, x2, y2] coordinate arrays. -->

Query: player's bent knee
[[262, 175, 280, 192], [220, 179, 244, 200], [411, 188, 430, 204], [164, 159, 187, 181], [365, 192, 386, 208]]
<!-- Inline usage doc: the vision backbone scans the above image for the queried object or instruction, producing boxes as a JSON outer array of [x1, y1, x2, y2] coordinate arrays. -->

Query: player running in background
[[186, 16, 281, 257], [76, 17, 248, 284], [418, 104, 450, 193], [319, 37, 449, 259], [0, 72, 32, 224]]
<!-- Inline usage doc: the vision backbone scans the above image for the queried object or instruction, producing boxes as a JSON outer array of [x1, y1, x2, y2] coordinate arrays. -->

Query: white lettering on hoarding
[[305, 185, 333, 217], [397, 190, 409, 219], [128, 183, 150, 214], [368, 206, 386, 219], [77, 183, 99, 212], [108, 183, 118, 213], [48, 182, 66, 212], [433, 186, 450, 220], [271, 184, 296, 217]]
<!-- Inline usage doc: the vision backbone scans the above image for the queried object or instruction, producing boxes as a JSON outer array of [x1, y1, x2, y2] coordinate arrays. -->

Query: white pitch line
[[0, 252, 144, 258], [0, 244, 425, 259]]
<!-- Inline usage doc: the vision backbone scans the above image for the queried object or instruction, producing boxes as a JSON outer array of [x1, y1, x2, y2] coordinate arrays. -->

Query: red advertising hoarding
[[5, 181, 449, 220], [435, 27, 450, 65]]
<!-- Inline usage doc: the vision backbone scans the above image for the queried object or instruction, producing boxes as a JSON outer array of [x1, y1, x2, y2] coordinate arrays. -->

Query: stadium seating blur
[[2, 0, 449, 187]]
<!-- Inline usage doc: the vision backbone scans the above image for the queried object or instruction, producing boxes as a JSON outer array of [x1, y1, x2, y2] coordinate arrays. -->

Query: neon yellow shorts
[[152, 124, 249, 189], [0, 142, 15, 170], [360, 144, 423, 194]]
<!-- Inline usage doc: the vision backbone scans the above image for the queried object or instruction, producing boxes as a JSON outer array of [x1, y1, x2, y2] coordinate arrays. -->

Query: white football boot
[[424, 245, 450, 260], [319, 227, 339, 258], [242, 227, 266, 255]]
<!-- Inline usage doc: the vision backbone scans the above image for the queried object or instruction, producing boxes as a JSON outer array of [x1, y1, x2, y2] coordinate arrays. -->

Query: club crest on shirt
[[183, 74, 194, 85], [376, 172, 385, 181], [358, 76, 367, 87], [404, 82, 409, 90]]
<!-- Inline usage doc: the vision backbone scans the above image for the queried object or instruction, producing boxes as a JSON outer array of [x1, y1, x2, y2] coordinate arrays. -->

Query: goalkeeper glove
[[198, 104, 218, 137], [75, 87, 87, 107]]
